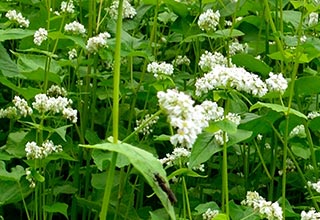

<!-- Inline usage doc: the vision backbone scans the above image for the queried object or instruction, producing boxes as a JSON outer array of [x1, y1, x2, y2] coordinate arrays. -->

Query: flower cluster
[[308, 111, 320, 119], [308, 12, 318, 26], [308, 180, 320, 193], [265, 72, 288, 95], [229, 39, 248, 55], [25, 168, 36, 188], [64, 21, 86, 35], [195, 65, 268, 97], [198, 51, 231, 72], [147, 61, 174, 79], [241, 191, 283, 220], [172, 55, 191, 66], [289, 124, 306, 138], [25, 140, 62, 160], [198, 9, 220, 31], [278, 158, 296, 175], [301, 208, 320, 220], [134, 114, 159, 135], [0, 96, 32, 119], [34, 28, 48, 46], [202, 208, 219, 220], [108, 0, 137, 19], [68, 48, 77, 60], [47, 85, 67, 97], [86, 32, 111, 53], [5, 10, 30, 28], [61, 0, 75, 14], [157, 89, 224, 148]]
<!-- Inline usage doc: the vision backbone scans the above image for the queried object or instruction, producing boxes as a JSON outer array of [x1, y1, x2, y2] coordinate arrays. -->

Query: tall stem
[[99, 0, 123, 219]]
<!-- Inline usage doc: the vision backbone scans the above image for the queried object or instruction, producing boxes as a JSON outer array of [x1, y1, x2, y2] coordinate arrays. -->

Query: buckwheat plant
[[86, 32, 111, 53], [5, 9, 30, 28], [241, 191, 283, 220], [198, 9, 220, 31], [301, 208, 320, 220], [202, 208, 219, 220], [108, 0, 137, 19], [33, 28, 48, 46], [147, 61, 174, 80], [64, 21, 86, 35], [198, 51, 231, 72]]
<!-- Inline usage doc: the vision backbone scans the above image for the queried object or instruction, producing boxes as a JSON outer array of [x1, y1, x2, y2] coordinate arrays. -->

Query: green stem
[[182, 176, 192, 220], [222, 131, 229, 216], [99, 0, 123, 218]]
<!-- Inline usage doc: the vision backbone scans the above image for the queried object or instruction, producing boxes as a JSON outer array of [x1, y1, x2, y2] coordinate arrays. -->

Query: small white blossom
[[108, 0, 137, 19], [47, 85, 67, 97], [86, 32, 111, 53], [134, 114, 159, 135], [172, 55, 190, 66], [195, 66, 268, 97], [301, 208, 320, 220], [278, 158, 296, 175], [64, 21, 86, 35], [68, 48, 77, 60], [61, 0, 75, 14], [34, 28, 48, 46], [5, 10, 30, 28], [147, 61, 174, 79], [198, 51, 231, 72], [25, 167, 36, 188], [308, 12, 318, 26], [202, 208, 219, 220], [308, 180, 320, 193], [266, 72, 288, 95], [229, 39, 248, 55], [0, 106, 18, 119], [25, 141, 42, 159], [289, 124, 306, 138], [308, 111, 320, 119], [62, 107, 78, 123], [159, 147, 191, 167], [198, 9, 220, 31], [12, 96, 33, 117]]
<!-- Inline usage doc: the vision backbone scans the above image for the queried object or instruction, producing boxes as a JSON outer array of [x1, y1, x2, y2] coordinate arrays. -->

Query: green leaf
[[80, 140, 176, 219], [167, 168, 207, 180], [291, 143, 311, 159], [194, 202, 220, 214], [0, 44, 25, 78], [0, 180, 32, 205], [295, 76, 320, 96], [250, 102, 307, 119], [53, 125, 73, 142], [163, 0, 188, 17], [214, 29, 245, 38], [0, 29, 35, 41], [92, 149, 130, 170], [43, 203, 69, 219], [53, 184, 78, 196], [5, 131, 29, 158], [0, 161, 25, 182], [231, 54, 272, 76]]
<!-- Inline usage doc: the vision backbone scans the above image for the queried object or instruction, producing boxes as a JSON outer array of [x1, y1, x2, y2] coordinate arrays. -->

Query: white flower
[[134, 114, 159, 135], [308, 111, 320, 119], [68, 48, 77, 60], [12, 96, 33, 117], [172, 55, 190, 66], [229, 39, 248, 55], [5, 10, 30, 28], [25, 141, 42, 159], [198, 9, 220, 31], [195, 66, 268, 97], [147, 61, 174, 79], [308, 12, 318, 26], [266, 72, 288, 94], [47, 85, 67, 97], [301, 208, 320, 220], [159, 147, 191, 167], [62, 107, 78, 123], [198, 51, 231, 72], [289, 124, 306, 138], [0, 106, 18, 119], [34, 28, 48, 46], [86, 32, 111, 53], [61, 0, 75, 13], [202, 208, 219, 220], [308, 180, 320, 193], [108, 0, 137, 19], [64, 21, 86, 35]]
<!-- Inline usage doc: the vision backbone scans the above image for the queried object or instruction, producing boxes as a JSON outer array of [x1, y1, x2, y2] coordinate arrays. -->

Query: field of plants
[[2, 0, 320, 219]]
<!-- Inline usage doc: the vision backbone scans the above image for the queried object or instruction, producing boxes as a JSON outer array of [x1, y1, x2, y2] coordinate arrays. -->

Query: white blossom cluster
[[61, 0, 75, 14], [68, 48, 77, 60], [308, 12, 318, 26], [278, 158, 296, 176], [198, 9, 220, 31], [0, 96, 32, 119], [265, 72, 288, 95], [25, 167, 36, 188], [5, 10, 30, 28], [108, 0, 137, 19], [202, 208, 219, 220], [47, 85, 67, 97], [198, 51, 231, 72], [289, 124, 306, 138], [308, 180, 320, 193], [172, 55, 191, 66], [241, 191, 283, 220], [195, 65, 268, 97], [64, 21, 86, 35], [229, 39, 248, 55], [301, 208, 320, 220], [308, 111, 320, 119], [134, 114, 159, 135], [25, 140, 62, 160], [157, 89, 224, 149], [33, 28, 48, 46], [86, 32, 111, 53], [147, 61, 174, 79]]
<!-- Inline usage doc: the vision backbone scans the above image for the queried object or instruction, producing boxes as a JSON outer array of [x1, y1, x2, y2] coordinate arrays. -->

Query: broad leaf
[[80, 141, 176, 219], [44, 203, 69, 219], [0, 161, 25, 182], [0, 29, 35, 41], [231, 54, 272, 76], [0, 43, 25, 78]]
